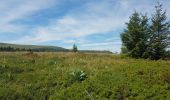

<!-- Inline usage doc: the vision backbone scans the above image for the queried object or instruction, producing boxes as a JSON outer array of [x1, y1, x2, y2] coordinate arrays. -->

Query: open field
[[0, 52, 170, 100]]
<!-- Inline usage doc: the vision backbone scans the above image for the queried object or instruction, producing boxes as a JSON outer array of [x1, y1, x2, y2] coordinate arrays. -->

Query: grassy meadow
[[0, 52, 170, 100]]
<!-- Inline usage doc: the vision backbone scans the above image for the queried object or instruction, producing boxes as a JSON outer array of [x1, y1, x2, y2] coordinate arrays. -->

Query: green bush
[[70, 69, 87, 82]]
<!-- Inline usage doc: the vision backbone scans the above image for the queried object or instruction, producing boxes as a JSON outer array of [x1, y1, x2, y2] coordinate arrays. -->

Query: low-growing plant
[[0, 52, 170, 99], [6, 72, 14, 80], [70, 69, 87, 82]]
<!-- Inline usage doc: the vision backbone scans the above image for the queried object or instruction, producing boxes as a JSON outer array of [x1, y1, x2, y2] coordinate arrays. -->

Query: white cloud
[[16, 0, 128, 44], [1, 0, 170, 52], [81, 42, 120, 47], [79, 41, 121, 53], [18, 0, 170, 44], [0, 0, 56, 33]]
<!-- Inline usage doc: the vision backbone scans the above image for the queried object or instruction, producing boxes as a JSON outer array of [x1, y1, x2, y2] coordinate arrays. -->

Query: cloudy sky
[[0, 0, 170, 52]]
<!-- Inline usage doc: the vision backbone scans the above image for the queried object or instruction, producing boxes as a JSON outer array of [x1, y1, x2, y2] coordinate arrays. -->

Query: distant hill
[[0, 43, 68, 52], [0, 43, 112, 53]]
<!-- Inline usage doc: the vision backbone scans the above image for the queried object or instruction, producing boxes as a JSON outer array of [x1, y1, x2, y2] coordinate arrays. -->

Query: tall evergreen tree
[[121, 11, 149, 58], [145, 3, 170, 60], [73, 44, 78, 52]]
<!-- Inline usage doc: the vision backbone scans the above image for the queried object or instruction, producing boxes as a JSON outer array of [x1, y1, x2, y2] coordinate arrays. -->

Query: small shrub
[[70, 69, 87, 82]]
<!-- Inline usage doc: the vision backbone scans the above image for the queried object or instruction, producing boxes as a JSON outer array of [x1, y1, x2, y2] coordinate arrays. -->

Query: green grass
[[0, 52, 170, 100]]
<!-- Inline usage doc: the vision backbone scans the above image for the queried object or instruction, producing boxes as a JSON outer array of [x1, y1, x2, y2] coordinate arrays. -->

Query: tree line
[[0, 46, 68, 52], [0, 46, 44, 52], [0, 46, 27, 51], [121, 3, 170, 60]]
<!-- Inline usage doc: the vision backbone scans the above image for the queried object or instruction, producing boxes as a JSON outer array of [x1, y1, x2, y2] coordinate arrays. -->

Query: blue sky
[[0, 0, 170, 52]]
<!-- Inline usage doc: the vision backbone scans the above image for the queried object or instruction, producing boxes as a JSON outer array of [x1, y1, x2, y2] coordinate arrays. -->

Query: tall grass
[[0, 52, 170, 99]]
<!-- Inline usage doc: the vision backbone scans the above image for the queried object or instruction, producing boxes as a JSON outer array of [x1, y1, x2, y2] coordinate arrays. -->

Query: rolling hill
[[0, 43, 113, 53], [0, 43, 68, 52]]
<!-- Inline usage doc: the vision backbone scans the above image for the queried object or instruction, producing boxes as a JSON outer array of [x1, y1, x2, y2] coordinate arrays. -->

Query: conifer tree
[[121, 11, 149, 58], [73, 44, 78, 52], [145, 3, 170, 60]]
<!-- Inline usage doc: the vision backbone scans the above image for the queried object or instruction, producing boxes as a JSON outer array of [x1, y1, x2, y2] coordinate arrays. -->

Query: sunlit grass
[[0, 52, 170, 99]]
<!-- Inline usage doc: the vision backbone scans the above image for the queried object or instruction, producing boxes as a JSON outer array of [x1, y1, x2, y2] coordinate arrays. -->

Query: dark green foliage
[[144, 3, 170, 60], [121, 11, 149, 58], [72, 44, 78, 52], [168, 35, 170, 50], [0, 46, 16, 51], [121, 3, 170, 60], [165, 51, 170, 59]]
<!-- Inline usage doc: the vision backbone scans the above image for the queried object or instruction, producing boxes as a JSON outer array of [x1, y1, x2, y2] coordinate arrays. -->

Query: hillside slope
[[0, 43, 68, 52], [0, 43, 113, 53]]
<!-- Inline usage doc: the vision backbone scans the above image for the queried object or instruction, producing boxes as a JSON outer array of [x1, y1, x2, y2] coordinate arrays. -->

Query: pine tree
[[145, 3, 170, 60], [121, 11, 149, 58], [73, 44, 78, 52]]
